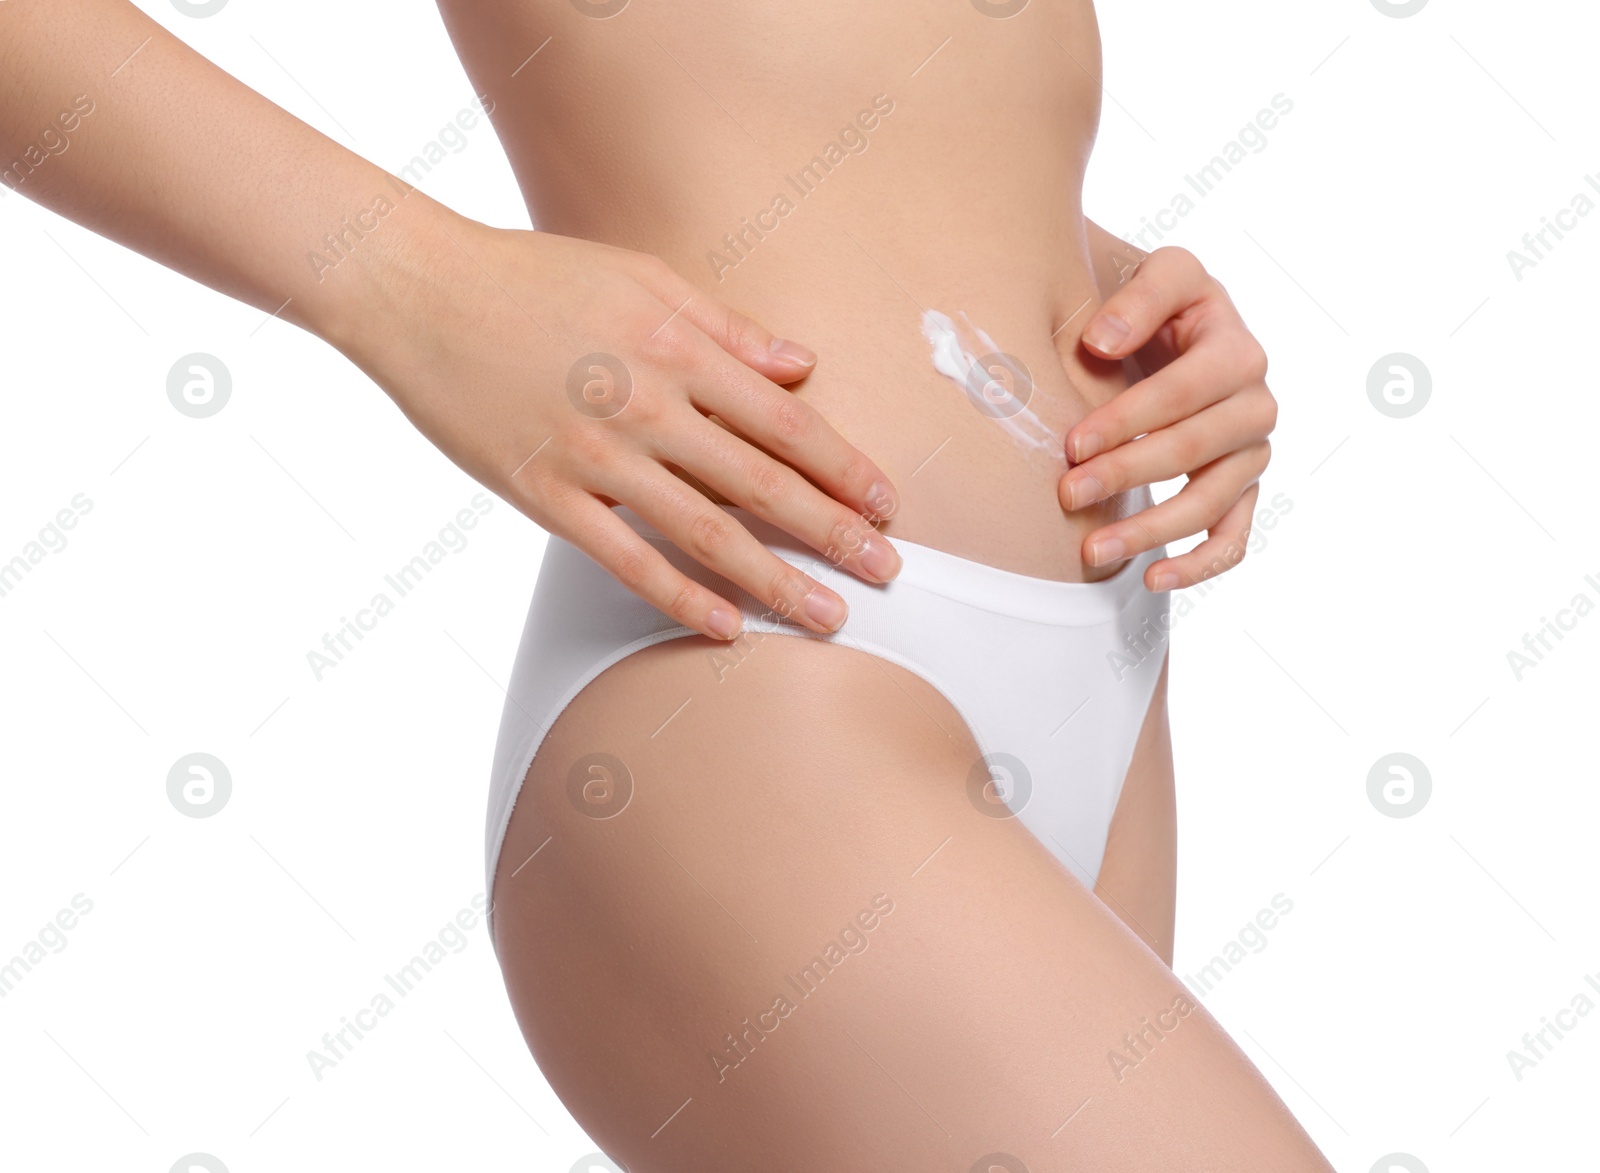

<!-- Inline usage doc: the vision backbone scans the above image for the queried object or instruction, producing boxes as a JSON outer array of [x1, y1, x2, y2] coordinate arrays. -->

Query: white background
[[2, 0, 1595, 1169]]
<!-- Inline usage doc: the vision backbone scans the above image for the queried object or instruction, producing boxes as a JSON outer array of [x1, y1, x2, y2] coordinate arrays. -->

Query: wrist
[[298, 183, 484, 369]]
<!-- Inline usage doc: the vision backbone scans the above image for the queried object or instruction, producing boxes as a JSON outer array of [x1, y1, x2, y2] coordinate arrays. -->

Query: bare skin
[[464, 10, 1321, 1163], [2, 0, 1304, 1164], [2, 2, 1273, 640], [493, 638, 1329, 1169], [436, 0, 1259, 584]]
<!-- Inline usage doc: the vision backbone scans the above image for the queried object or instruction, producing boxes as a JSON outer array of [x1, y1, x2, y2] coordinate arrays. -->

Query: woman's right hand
[[339, 212, 902, 641]]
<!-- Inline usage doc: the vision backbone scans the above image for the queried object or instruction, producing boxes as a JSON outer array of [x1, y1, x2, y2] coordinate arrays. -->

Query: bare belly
[[436, 0, 1133, 582]]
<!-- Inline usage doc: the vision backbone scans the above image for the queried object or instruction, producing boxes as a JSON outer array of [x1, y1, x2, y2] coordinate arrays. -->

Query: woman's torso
[[437, 0, 1136, 581]]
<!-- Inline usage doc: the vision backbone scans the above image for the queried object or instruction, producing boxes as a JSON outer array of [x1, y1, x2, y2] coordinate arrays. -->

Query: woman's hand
[[1058, 245, 1277, 591], [2, 0, 903, 639], [341, 213, 902, 641]]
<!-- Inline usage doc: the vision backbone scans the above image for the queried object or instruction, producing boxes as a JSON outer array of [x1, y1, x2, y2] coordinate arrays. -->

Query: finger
[[1061, 396, 1272, 512], [1079, 245, 1214, 359], [658, 411, 903, 586], [553, 493, 751, 641], [1079, 444, 1270, 566], [1143, 482, 1262, 591], [632, 255, 820, 386], [1066, 331, 1270, 464], [598, 463, 857, 636], [678, 338, 901, 526]]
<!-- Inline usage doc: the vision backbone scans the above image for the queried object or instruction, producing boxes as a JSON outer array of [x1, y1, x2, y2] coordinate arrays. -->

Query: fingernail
[[770, 337, 816, 368], [1152, 572, 1179, 592], [1083, 314, 1130, 353], [707, 607, 742, 639], [859, 537, 902, 582], [1073, 431, 1103, 463], [1066, 473, 1106, 511], [1088, 537, 1126, 566], [804, 588, 848, 631], [865, 479, 899, 520]]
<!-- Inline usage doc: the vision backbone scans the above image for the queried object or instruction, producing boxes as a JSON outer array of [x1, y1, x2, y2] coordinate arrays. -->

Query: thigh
[[1095, 653, 1177, 966], [491, 633, 1329, 1172]]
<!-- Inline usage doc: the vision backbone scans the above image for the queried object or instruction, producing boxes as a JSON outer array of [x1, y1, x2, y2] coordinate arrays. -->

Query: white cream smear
[[920, 309, 1068, 472]]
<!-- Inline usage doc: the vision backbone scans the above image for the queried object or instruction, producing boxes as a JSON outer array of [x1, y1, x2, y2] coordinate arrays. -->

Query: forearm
[[0, 0, 462, 350]]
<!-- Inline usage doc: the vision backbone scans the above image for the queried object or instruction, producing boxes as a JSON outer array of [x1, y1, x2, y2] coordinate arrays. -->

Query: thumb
[[1080, 245, 1207, 359]]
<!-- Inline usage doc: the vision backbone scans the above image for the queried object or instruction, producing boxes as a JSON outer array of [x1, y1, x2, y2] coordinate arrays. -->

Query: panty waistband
[[610, 503, 1165, 628]]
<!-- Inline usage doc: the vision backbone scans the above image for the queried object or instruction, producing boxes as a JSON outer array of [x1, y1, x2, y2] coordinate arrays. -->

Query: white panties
[[485, 502, 1171, 919]]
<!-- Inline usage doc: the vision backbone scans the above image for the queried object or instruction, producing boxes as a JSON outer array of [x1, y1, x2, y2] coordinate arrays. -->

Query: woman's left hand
[[1058, 245, 1278, 591]]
